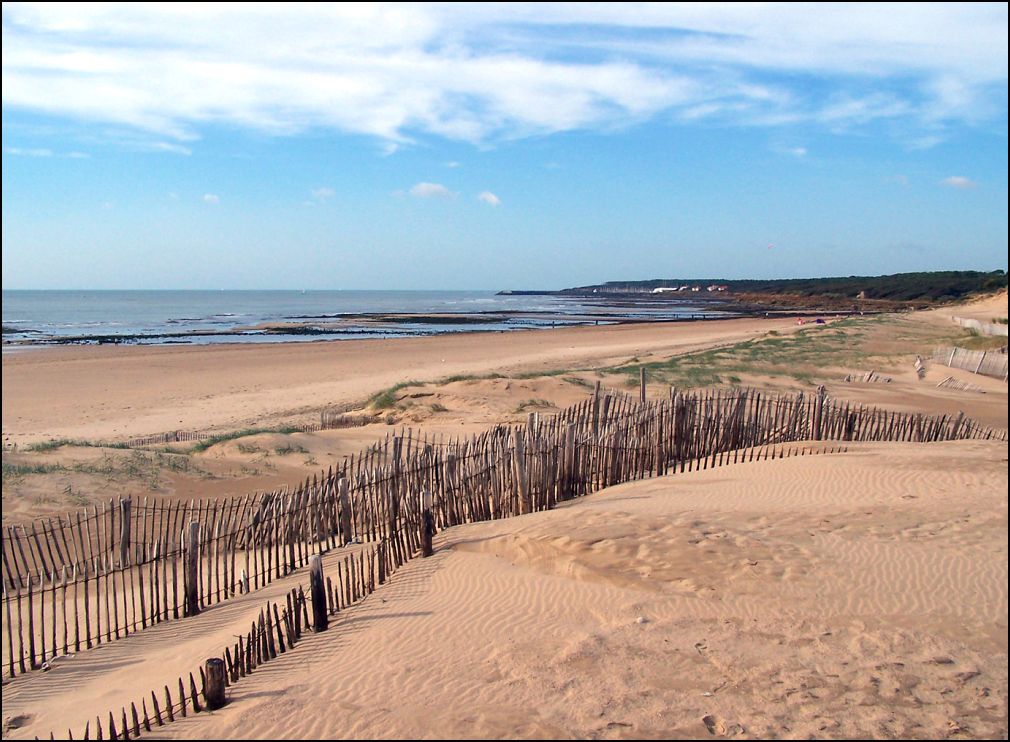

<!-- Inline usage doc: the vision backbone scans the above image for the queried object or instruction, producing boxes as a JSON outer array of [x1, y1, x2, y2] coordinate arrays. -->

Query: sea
[[1, 290, 732, 347]]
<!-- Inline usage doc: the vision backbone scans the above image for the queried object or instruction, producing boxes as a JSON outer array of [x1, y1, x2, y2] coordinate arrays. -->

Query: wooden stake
[[185, 521, 200, 617], [203, 657, 227, 710], [308, 555, 328, 631], [420, 490, 434, 558]]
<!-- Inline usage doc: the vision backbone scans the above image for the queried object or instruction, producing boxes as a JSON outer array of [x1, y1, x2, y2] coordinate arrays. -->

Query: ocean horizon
[[2, 289, 730, 347]]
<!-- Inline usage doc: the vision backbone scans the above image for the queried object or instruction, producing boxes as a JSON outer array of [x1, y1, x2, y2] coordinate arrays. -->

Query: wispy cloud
[[203, 193, 220, 204], [409, 182, 454, 199], [4, 147, 54, 157], [4, 146, 91, 159], [941, 176, 978, 189], [311, 187, 336, 201], [477, 191, 501, 206], [1, 5, 1005, 150]]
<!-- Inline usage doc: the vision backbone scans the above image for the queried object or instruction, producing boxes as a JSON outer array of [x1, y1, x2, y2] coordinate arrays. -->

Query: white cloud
[[203, 193, 220, 204], [4, 147, 53, 157], [477, 191, 501, 206], [786, 147, 807, 158], [4, 146, 91, 158], [445, 161, 460, 168], [409, 182, 453, 199], [1, 4, 1005, 149], [147, 141, 192, 156], [940, 176, 977, 189], [311, 187, 336, 201]]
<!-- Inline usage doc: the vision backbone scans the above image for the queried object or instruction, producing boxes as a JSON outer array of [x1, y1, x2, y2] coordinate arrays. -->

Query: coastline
[[2, 315, 802, 445], [1, 289, 746, 348]]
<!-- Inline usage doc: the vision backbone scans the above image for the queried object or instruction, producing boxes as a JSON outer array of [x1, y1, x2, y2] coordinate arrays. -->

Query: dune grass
[[189, 427, 302, 452]]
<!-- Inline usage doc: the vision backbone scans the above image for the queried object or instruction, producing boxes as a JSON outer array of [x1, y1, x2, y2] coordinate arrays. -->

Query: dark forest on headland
[[555, 270, 1008, 303]]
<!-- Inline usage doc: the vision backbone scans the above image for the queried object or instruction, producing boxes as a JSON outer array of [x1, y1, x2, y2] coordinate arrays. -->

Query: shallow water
[[1, 290, 731, 346]]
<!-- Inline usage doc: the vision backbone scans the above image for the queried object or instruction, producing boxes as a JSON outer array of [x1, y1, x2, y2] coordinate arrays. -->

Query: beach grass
[[189, 426, 302, 452], [26, 438, 132, 452], [274, 443, 308, 456], [3, 449, 213, 491], [368, 380, 423, 409], [514, 398, 555, 412], [598, 313, 994, 389]]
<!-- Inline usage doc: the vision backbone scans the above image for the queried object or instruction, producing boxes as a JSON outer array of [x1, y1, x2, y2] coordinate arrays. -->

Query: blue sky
[[2, 3, 1007, 290]]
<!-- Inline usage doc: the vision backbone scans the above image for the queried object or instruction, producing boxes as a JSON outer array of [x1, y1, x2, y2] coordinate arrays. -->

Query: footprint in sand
[[702, 714, 744, 736], [3, 715, 32, 734]]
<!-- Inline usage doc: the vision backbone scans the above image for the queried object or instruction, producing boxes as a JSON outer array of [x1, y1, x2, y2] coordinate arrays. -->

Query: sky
[[2, 2, 1008, 290]]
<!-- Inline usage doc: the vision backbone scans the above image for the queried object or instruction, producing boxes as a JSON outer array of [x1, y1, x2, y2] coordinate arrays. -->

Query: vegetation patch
[[565, 270, 1008, 304], [190, 427, 302, 452], [514, 399, 555, 412], [599, 313, 982, 389], [274, 444, 308, 456], [368, 381, 423, 409], [3, 461, 67, 482], [26, 438, 131, 452]]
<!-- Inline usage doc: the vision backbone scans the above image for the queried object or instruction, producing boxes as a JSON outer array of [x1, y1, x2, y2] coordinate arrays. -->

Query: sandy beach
[[4, 293, 1006, 447], [2, 317, 804, 446], [3, 440, 1005, 739], [3, 297, 1007, 520], [2, 296, 1007, 739]]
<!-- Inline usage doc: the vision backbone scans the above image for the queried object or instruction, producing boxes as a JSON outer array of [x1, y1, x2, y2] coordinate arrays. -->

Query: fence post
[[592, 381, 601, 438], [309, 555, 328, 631], [338, 478, 352, 546], [562, 423, 576, 500], [445, 454, 458, 526], [203, 658, 226, 710], [951, 411, 964, 439], [185, 521, 200, 617], [813, 385, 826, 441], [420, 490, 434, 558], [640, 366, 646, 404], [974, 351, 987, 375], [119, 499, 132, 568], [514, 431, 531, 514]]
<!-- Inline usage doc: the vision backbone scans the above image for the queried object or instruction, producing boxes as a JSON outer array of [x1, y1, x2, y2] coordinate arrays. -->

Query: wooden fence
[[952, 316, 1009, 338], [931, 346, 1009, 381], [50, 539, 390, 741], [4, 386, 1007, 683]]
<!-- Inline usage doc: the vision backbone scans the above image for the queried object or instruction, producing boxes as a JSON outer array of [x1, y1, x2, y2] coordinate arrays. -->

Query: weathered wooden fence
[[50, 539, 390, 741], [931, 346, 1009, 381], [3, 386, 1006, 681], [936, 376, 986, 394], [952, 316, 1009, 338]]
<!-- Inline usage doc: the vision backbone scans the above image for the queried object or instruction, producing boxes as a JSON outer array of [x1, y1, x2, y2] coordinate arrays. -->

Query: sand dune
[[7, 440, 1002, 740], [929, 289, 1007, 324]]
